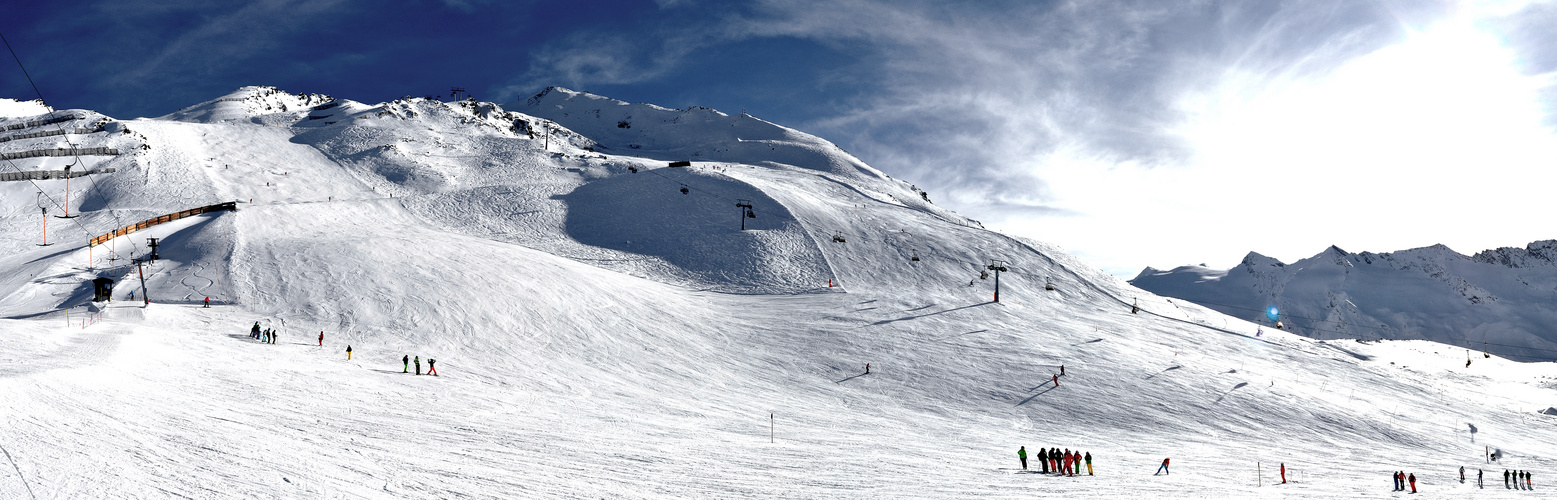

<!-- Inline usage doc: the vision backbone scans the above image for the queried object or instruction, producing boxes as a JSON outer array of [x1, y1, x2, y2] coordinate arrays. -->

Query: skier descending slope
[[1155, 458, 1169, 475]]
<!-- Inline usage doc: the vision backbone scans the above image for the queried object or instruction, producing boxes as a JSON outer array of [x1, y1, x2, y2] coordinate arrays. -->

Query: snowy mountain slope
[[1132, 243, 1557, 361], [0, 87, 1554, 498]]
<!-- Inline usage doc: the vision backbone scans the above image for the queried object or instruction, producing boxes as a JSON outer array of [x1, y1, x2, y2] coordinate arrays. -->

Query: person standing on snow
[[403, 355, 410, 373], [1408, 472, 1416, 493], [203, 296, 209, 308], [1051, 448, 1060, 472], [1478, 468, 1483, 488], [414, 356, 421, 375], [271, 330, 277, 344], [1085, 451, 1093, 475], [318, 331, 324, 346], [1505, 469, 1511, 488], [1155, 458, 1169, 475], [1460, 466, 1465, 482], [346, 345, 352, 360], [252, 322, 260, 339], [1053, 374, 1059, 387], [1038, 447, 1049, 473], [427, 358, 437, 376], [1017, 446, 1027, 470], [1280, 463, 1286, 483]]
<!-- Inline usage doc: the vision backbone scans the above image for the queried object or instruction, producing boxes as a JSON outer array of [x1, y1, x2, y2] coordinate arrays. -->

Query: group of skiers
[[1393, 471, 1417, 492], [1016, 446, 1091, 476], [1506, 469, 1534, 489], [246, 322, 440, 376], [249, 322, 277, 344], [403, 355, 437, 376]]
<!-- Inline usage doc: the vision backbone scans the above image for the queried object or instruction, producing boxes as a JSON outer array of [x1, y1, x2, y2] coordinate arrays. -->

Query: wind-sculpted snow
[[0, 86, 1554, 498]]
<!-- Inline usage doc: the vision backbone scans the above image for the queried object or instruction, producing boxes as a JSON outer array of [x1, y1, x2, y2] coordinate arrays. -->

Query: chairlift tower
[[986, 259, 1008, 302], [735, 199, 754, 230], [450, 87, 466, 100]]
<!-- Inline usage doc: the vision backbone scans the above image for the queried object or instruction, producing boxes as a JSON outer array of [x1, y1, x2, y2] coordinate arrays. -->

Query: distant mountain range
[[1129, 241, 1557, 361]]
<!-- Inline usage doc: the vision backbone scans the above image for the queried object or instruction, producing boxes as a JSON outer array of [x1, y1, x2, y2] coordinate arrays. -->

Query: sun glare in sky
[[1015, 11, 1557, 276]]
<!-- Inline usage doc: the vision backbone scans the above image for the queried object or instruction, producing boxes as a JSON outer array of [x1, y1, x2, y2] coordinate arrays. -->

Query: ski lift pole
[[736, 199, 753, 231], [136, 259, 149, 306], [987, 260, 1008, 302]]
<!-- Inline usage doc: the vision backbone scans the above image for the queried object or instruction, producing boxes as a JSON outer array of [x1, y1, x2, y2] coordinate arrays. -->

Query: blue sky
[[6, 0, 1557, 276]]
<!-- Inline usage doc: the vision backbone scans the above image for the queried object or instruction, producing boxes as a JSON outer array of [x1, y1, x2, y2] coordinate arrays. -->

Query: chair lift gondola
[[1045, 277, 1055, 291], [832, 231, 846, 243], [911, 250, 920, 262], [680, 185, 689, 195]]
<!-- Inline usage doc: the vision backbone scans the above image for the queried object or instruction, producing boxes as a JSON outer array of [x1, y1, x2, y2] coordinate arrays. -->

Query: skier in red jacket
[[1156, 458, 1170, 475]]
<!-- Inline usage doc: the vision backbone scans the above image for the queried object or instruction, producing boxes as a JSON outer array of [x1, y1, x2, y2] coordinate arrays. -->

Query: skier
[[271, 330, 277, 344], [1528, 470, 1532, 488], [346, 345, 352, 360], [1062, 450, 1071, 475], [203, 296, 209, 308], [1408, 472, 1416, 493], [1393, 471, 1401, 491], [1038, 447, 1049, 473], [1060, 364, 1065, 376], [1506, 469, 1510, 488], [1478, 468, 1483, 488], [1085, 451, 1093, 475], [415, 356, 421, 375], [403, 355, 410, 373], [427, 358, 437, 376], [865, 363, 870, 374], [318, 331, 324, 346], [1155, 458, 1169, 475], [1017, 446, 1027, 470], [251, 322, 260, 339], [1281, 463, 1286, 483], [1051, 448, 1059, 472], [1461, 466, 1465, 482], [1053, 374, 1059, 387]]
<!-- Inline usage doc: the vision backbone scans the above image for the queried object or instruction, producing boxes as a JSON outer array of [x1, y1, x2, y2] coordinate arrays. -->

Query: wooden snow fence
[[0, 147, 119, 161], [0, 167, 116, 182], [89, 201, 238, 247]]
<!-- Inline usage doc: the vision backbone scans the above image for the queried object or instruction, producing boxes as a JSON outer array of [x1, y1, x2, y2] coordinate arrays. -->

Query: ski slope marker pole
[[770, 413, 774, 443]]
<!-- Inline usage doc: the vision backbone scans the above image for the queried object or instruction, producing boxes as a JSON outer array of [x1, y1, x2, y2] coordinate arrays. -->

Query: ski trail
[[177, 260, 215, 301], [0, 444, 36, 500]]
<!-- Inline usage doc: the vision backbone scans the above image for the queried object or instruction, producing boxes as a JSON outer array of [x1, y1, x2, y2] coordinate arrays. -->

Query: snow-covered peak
[[0, 97, 51, 118], [1134, 240, 1557, 359], [515, 86, 888, 180], [159, 85, 335, 122]]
